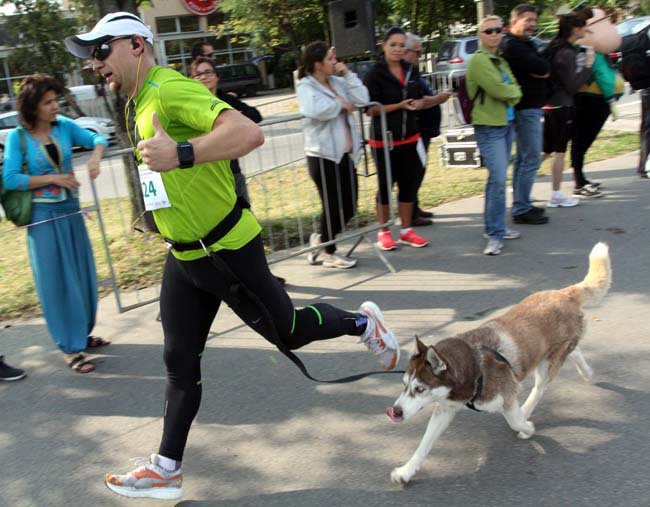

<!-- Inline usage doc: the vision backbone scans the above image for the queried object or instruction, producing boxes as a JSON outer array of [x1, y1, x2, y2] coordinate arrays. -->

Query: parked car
[[216, 62, 262, 97], [609, 16, 650, 69], [0, 110, 116, 150], [435, 35, 549, 76]]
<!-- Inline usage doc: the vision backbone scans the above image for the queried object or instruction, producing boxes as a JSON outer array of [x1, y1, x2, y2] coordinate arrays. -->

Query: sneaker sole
[[323, 260, 357, 269], [398, 239, 429, 248], [0, 372, 26, 381], [547, 201, 579, 208], [573, 193, 603, 198], [360, 301, 400, 370], [376, 242, 397, 251], [106, 481, 183, 500]]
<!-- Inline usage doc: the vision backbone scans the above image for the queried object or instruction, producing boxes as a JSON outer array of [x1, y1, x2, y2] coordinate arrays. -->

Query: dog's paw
[[517, 421, 535, 440], [390, 465, 414, 485]]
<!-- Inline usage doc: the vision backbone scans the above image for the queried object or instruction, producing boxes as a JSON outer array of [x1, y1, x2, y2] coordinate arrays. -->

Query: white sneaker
[[358, 301, 400, 370], [483, 228, 520, 240], [306, 233, 321, 265], [548, 192, 580, 208], [322, 252, 357, 269], [483, 238, 503, 256], [105, 454, 183, 500]]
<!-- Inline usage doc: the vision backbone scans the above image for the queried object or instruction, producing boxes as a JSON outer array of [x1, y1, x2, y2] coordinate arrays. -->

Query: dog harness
[[465, 346, 512, 412]]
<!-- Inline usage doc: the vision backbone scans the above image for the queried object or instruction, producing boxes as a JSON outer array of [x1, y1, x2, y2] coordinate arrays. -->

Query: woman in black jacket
[[363, 27, 438, 251]]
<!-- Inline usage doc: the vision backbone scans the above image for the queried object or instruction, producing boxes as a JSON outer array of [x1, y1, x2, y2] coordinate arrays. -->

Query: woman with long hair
[[296, 42, 369, 269], [2, 74, 109, 372], [363, 27, 437, 251], [543, 9, 594, 208]]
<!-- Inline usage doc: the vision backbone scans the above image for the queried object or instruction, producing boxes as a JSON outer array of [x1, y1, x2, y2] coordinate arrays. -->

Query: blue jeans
[[512, 108, 543, 216], [475, 123, 515, 240]]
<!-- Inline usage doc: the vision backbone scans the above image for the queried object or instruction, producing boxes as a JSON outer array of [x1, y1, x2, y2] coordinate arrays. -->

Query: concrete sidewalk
[[2, 151, 649, 507]]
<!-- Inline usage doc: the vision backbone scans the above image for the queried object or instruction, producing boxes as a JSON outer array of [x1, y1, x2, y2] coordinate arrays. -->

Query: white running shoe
[[105, 454, 183, 500], [548, 192, 580, 208], [483, 238, 503, 256], [358, 301, 400, 370], [322, 252, 357, 269], [306, 233, 321, 265]]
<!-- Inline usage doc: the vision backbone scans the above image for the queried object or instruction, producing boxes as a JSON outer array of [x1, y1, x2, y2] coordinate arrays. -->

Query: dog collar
[[465, 375, 484, 412], [465, 346, 512, 412]]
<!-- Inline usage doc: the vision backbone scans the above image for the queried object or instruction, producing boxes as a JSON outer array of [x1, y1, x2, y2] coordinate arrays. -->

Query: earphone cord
[[125, 52, 143, 152]]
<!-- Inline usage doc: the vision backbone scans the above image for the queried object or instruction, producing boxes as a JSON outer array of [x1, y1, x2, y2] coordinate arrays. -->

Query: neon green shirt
[[133, 66, 261, 261]]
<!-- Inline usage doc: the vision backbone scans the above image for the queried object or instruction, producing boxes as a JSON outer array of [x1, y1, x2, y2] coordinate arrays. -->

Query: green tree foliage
[[2, 0, 78, 85], [216, 0, 330, 65]]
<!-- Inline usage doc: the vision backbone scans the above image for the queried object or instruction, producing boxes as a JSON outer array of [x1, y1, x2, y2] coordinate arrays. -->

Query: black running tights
[[158, 234, 363, 461], [571, 94, 610, 188], [307, 154, 358, 254]]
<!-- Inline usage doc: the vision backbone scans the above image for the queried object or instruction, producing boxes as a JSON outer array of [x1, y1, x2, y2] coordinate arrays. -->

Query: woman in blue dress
[[2, 74, 109, 373]]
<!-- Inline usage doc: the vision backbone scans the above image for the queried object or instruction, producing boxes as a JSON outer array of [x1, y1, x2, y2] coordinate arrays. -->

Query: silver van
[[435, 37, 479, 75]]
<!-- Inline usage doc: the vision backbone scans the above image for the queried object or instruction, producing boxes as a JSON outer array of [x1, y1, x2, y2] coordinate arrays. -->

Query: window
[[156, 17, 177, 35], [156, 16, 200, 35], [179, 16, 200, 33], [465, 39, 478, 55]]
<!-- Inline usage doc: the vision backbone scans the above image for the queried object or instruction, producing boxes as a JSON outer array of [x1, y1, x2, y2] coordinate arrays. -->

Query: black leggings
[[158, 235, 363, 461], [307, 154, 358, 255], [571, 94, 610, 188], [372, 142, 423, 205]]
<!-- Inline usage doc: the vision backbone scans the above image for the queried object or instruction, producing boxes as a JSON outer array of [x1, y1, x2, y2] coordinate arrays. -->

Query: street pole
[[475, 0, 494, 20]]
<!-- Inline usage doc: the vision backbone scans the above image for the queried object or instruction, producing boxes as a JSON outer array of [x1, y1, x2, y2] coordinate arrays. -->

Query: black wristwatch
[[177, 141, 195, 169]]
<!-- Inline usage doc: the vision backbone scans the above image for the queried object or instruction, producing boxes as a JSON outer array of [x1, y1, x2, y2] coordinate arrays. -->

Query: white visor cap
[[65, 11, 153, 59]]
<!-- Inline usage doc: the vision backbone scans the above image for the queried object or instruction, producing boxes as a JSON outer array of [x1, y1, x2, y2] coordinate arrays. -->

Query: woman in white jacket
[[297, 41, 369, 269]]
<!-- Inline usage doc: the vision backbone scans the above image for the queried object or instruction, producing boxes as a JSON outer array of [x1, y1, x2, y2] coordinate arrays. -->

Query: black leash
[[466, 346, 512, 411], [203, 247, 405, 384]]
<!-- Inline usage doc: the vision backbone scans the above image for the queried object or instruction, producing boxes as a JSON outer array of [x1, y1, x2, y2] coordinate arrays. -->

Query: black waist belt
[[164, 197, 250, 252]]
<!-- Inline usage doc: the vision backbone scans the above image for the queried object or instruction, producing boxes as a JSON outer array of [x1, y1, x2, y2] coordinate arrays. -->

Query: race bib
[[137, 164, 171, 210]]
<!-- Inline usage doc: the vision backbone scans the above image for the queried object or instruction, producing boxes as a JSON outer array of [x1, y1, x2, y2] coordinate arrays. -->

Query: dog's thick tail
[[574, 242, 611, 307]]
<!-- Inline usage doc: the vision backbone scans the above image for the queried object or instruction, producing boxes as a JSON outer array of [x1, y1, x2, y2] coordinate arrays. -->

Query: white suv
[[0, 111, 116, 150]]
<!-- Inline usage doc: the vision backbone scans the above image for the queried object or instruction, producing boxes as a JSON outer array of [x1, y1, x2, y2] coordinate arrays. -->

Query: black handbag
[[0, 128, 32, 227]]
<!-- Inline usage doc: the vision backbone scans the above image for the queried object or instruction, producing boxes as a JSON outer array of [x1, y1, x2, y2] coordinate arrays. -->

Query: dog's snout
[[393, 406, 403, 419]]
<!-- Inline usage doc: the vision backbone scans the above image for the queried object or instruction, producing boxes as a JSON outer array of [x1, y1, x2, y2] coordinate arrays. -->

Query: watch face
[[178, 142, 194, 168]]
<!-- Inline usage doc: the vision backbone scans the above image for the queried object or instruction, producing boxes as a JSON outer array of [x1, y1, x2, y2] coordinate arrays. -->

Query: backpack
[[620, 25, 650, 90], [455, 75, 484, 125]]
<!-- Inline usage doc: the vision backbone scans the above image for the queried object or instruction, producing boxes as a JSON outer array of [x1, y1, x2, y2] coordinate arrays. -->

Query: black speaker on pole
[[329, 0, 376, 58]]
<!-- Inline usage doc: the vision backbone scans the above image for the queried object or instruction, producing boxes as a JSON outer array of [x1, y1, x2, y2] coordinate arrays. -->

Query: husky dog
[[386, 242, 611, 485]]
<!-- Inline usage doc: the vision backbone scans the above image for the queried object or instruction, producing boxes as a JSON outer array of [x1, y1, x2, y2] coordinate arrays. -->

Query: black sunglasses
[[482, 27, 503, 35], [92, 35, 133, 61]]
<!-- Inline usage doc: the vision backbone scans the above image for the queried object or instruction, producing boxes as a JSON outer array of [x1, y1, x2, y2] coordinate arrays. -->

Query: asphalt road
[[1, 150, 649, 506]]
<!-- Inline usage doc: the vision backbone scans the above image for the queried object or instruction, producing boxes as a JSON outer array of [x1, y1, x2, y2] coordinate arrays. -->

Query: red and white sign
[[181, 0, 218, 16]]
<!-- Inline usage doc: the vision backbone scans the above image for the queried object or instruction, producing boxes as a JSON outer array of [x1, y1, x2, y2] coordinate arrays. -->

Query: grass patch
[[0, 129, 638, 320]]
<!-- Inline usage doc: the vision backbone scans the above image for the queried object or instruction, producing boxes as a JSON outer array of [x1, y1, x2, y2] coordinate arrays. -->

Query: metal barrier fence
[[1, 102, 397, 316], [422, 69, 467, 130]]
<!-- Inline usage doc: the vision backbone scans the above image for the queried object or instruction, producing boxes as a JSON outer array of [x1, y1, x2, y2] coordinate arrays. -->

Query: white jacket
[[296, 72, 369, 164]]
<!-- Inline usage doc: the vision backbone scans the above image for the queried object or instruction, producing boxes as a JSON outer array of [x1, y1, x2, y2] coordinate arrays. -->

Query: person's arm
[[554, 48, 593, 96], [297, 80, 342, 120], [65, 117, 107, 179], [334, 64, 370, 106], [471, 56, 522, 103], [2, 129, 81, 191], [504, 38, 550, 78], [218, 91, 262, 123], [137, 109, 264, 172]]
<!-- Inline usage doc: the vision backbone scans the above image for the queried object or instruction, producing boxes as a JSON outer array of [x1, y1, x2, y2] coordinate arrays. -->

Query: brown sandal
[[87, 336, 111, 348], [65, 354, 95, 374]]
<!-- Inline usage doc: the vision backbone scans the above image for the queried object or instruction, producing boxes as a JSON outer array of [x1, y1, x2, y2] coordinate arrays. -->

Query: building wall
[[140, 0, 254, 77]]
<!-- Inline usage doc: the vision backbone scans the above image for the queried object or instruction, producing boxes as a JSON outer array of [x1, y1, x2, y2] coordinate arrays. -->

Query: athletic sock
[[400, 227, 412, 235], [157, 454, 180, 472]]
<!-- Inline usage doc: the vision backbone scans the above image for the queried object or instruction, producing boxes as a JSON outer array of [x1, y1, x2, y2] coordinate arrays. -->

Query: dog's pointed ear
[[414, 335, 428, 355], [426, 346, 447, 375]]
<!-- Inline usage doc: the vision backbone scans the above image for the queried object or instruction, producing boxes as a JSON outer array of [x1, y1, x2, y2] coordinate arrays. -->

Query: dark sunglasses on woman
[[482, 27, 503, 35], [92, 35, 134, 61]]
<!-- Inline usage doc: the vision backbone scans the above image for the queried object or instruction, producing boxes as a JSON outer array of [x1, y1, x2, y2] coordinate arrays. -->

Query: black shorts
[[543, 106, 575, 154]]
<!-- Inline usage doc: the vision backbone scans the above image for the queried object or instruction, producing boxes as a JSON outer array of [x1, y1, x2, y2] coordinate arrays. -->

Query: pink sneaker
[[399, 229, 429, 247], [377, 230, 397, 251]]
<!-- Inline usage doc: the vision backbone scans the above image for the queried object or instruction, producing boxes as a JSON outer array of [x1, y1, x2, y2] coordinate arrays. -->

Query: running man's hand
[[137, 112, 182, 172]]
